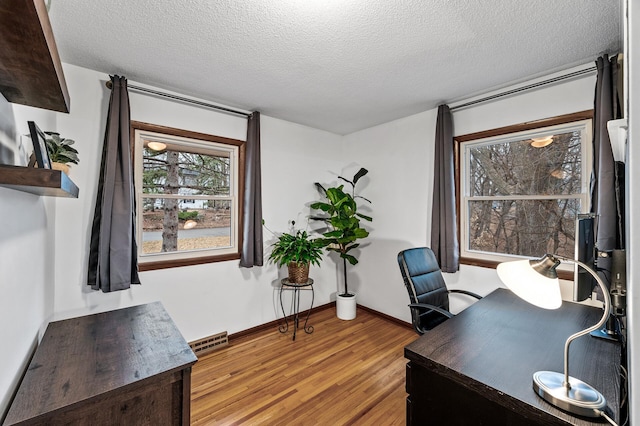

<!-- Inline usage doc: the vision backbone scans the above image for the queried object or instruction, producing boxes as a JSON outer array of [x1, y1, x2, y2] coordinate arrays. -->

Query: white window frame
[[458, 117, 593, 269], [133, 123, 243, 269]]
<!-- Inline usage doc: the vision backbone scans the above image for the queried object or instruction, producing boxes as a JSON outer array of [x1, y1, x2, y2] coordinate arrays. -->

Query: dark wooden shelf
[[0, 164, 78, 197], [0, 0, 70, 112]]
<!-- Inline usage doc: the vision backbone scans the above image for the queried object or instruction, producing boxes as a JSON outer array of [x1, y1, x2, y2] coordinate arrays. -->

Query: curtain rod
[[449, 66, 597, 112], [105, 77, 252, 118]]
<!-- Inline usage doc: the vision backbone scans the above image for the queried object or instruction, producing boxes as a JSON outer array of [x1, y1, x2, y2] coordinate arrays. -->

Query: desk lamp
[[497, 254, 611, 418]]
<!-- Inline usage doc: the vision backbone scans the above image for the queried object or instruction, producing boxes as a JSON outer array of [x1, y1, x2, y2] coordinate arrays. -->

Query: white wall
[[0, 102, 57, 415], [339, 110, 436, 321], [342, 67, 597, 323]]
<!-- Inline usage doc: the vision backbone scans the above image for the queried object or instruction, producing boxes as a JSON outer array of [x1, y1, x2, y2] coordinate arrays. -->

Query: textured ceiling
[[48, 1, 621, 135]]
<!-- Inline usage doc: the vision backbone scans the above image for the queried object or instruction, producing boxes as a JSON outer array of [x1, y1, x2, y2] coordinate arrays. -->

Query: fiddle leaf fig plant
[[310, 167, 372, 296]]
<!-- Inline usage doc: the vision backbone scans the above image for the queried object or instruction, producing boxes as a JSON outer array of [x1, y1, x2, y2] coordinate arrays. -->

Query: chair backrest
[[397, 247, 450, 333]]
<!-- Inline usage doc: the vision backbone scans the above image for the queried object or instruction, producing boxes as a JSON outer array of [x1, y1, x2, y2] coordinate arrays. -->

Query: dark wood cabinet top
[[0, 0, 69, 112], [405, 288, 621, 425], [3, 302, 197, 425]]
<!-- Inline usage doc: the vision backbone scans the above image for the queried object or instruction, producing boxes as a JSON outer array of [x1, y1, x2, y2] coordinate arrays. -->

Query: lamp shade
[[496, 259, 562, 309]]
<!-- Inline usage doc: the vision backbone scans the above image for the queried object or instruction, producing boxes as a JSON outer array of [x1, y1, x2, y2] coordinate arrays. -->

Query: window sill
[[138, 252, 241, 271]]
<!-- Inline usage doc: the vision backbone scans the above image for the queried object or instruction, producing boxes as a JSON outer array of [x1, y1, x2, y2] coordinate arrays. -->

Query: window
[[132, 122, 245, 271], [456, 111, 593, 274]]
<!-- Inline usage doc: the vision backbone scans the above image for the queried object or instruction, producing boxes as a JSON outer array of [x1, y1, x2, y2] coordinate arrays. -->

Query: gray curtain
[[430, 104, 459, 272], [239, 111, 263, 267], [592, 54, 623, 252], [87, 75, 141, 292]]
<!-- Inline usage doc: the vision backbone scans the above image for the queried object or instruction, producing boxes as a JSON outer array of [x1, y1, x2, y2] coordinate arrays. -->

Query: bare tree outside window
[[141, 145, 232, 254], [457, 113, 592, 268]]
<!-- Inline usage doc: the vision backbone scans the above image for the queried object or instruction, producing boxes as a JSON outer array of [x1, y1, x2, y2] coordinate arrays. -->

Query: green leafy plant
[[268, 229, 324, 268], [310, 167, 372, 296], [44, 131, 79, 165]]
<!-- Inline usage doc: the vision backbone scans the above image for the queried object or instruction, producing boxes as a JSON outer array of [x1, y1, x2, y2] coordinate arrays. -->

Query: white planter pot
[[336, 293, 357, 320]]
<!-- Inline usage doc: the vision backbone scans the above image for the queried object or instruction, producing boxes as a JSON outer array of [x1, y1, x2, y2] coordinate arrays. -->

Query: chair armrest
[[449, 289, 483, 300], [408, 303, 454, 319]]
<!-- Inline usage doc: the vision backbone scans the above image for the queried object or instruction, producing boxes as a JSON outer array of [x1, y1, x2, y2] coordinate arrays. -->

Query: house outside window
[[455, 111, 593, 276], [132, 121, 245, 271]]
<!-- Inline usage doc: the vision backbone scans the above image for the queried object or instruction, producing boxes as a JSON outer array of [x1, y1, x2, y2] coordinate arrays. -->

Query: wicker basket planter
[[288, 262, 310, 283], [267, 228, 323, 282]]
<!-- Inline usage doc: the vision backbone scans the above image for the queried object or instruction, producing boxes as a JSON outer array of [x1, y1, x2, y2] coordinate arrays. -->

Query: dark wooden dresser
[[405, 288, 621, 425], [3, 302, 197, 425]]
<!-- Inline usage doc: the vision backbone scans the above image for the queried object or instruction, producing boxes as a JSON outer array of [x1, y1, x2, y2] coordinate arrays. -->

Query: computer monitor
[[573, 214, 597, 302]]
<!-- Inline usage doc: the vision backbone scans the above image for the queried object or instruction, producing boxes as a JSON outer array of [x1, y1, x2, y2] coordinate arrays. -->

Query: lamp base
[[532, 371, 606, 418]]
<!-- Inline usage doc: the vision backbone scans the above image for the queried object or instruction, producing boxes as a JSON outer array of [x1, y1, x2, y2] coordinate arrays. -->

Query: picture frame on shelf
[[28, 121, 51, 169]]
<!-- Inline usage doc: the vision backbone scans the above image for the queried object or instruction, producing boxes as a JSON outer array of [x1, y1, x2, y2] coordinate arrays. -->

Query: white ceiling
[[48, 1, 621, 135]]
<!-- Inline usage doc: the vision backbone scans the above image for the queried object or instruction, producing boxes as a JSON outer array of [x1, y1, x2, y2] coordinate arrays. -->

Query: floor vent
[[189, 331, 229, 357]]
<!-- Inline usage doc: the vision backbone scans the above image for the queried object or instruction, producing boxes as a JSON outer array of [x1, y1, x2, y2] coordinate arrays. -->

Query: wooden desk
[[404, 288, 620, 425], [3, 302, 197, 425]]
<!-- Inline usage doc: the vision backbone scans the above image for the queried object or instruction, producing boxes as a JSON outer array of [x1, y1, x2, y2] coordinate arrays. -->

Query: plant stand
[[336, 293, 357, 320], [279, 278, 314, 340]]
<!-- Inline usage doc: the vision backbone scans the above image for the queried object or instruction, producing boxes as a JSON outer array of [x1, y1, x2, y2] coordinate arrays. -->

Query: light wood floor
[[190, 306, 417, 425]]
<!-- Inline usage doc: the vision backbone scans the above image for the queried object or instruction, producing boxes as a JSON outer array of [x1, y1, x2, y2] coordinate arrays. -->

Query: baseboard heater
[[189, 331, 228, 357]]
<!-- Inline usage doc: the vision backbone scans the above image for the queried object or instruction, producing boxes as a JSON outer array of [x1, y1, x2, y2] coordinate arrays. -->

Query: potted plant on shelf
[[267, 224, 324, 284], [310, 167, 372, 320], [44, 131, 79, 175]]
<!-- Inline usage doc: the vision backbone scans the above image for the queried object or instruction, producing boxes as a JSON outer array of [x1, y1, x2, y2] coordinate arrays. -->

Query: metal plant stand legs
[[279, 278, 314, 341]]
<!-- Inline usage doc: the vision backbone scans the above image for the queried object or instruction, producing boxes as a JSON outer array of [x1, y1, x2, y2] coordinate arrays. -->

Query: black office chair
[[397, 247, 482, 334]]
